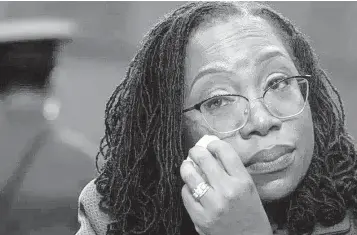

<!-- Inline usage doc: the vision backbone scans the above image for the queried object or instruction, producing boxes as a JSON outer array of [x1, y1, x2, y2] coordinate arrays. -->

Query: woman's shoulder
[[77, 179, 113, 235], [311, 210, 355, 235], [78, 179, 101, 210]]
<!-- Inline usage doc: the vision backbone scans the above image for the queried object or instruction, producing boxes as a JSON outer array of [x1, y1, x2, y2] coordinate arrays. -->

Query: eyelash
[[206, 93, 236, 100], [204, 73, 291, 99], [264, 73, 289, 89]]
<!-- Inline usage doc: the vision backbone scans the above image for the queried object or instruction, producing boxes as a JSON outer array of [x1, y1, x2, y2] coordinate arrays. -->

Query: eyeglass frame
[[182, 75, 311, 134]]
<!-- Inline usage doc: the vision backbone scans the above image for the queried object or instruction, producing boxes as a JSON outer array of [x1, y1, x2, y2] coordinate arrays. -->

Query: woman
[[77, 2, 357, 235]]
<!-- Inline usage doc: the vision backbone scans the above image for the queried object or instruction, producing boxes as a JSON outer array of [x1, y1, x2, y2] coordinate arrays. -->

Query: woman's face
[[183, 16, 314, 201]]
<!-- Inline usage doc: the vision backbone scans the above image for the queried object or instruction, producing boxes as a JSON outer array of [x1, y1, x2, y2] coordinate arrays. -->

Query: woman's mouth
[[245, 145, 295, 175]]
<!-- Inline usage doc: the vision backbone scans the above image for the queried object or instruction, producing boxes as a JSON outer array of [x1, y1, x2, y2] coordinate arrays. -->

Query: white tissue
[[195, 135, 220, 149], [184, 135, 220, 168]]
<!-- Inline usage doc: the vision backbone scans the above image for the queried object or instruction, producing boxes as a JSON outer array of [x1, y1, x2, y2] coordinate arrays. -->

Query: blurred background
[[0, 1, 355, 150]]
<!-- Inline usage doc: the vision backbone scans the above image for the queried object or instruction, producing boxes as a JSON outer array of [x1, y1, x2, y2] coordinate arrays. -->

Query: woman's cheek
[[183, 116, 212, 150]]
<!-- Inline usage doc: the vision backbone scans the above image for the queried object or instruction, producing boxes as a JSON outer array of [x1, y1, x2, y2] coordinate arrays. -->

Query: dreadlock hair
[[95, 2, 357, 234]]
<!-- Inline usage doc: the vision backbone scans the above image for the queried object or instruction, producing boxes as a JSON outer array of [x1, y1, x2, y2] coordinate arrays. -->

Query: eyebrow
[[254, 49, 287, 67], [190, 62, 235, 89], [190, 49, 288, 90]]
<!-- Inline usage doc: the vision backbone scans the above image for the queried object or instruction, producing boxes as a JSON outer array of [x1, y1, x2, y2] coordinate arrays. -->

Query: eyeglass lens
[[200, 77, 308, 133]]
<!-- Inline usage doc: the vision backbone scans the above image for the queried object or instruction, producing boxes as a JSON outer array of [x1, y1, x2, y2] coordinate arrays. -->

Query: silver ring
[[192, 182, 211, 201]]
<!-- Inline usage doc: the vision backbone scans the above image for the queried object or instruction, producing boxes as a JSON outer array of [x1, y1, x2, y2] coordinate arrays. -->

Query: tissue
[[184, 135, 220, 168]]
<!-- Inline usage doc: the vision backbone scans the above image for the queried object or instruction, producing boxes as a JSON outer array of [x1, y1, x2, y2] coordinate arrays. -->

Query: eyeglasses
[[183, 75, 310, 134]]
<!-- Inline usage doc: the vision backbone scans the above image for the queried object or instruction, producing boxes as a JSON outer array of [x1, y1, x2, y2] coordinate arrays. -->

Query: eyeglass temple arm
[[183, 103, 201, 113]]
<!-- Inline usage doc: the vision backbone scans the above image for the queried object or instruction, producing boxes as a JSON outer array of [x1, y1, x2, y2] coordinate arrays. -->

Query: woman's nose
[[239, 99, 282, 139]]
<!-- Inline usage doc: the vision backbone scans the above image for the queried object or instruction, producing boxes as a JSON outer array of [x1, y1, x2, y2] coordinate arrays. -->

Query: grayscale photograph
[[0, 2, 356, 235]]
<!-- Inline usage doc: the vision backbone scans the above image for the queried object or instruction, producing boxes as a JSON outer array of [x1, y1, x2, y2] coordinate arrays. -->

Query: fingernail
[[183, 157, 197, 168]]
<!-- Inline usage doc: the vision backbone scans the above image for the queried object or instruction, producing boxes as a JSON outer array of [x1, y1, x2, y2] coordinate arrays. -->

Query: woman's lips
[[245, 145, 295, 175]]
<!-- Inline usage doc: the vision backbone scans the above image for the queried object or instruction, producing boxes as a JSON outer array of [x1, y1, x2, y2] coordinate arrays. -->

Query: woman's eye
[[267, 77, 291, 90], [203, 96, 232, 110]]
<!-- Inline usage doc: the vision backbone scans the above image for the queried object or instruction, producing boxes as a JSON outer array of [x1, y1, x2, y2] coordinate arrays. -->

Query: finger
[[183, 157, 206, 179], [180, 160, 206, 191], [207, 140, 248, 178], [180, 161, 216, 206], [195, 225, 205, 235], [188, 146, 226, 187], [181, 184, 204, 219]]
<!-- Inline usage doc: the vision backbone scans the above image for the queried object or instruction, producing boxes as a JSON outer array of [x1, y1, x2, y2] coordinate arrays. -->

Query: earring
[[43, 97, 61, 121]]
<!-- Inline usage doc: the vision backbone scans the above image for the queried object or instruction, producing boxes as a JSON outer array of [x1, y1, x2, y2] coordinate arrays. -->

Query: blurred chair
[[0, 18, 96, 235]]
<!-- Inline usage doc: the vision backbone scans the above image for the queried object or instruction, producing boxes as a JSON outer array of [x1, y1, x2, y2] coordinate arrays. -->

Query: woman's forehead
[[188, 15, 287, 56], [184, 16, 292, 81]]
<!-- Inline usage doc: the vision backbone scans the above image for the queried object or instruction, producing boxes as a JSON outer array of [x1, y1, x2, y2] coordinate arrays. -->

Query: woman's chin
[[255, 177, 297, 201]]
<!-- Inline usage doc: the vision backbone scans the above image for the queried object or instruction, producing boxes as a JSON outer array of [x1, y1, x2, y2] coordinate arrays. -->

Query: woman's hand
[[180, 140, 272, 235]]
